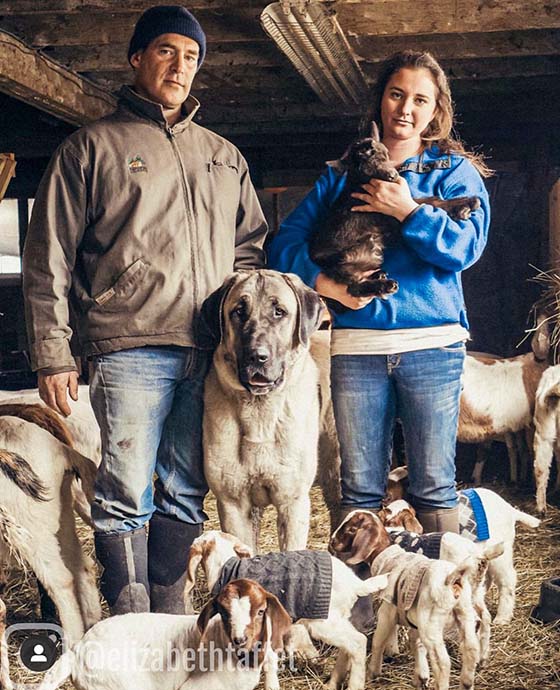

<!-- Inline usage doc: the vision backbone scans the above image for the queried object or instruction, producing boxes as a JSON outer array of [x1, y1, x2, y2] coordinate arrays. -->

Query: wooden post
[[0, 153, 17, 203], [550, 179, 560, 268]]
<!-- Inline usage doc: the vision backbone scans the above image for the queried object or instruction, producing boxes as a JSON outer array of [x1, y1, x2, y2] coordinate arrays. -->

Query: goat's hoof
[[492, 614, 512, 625]]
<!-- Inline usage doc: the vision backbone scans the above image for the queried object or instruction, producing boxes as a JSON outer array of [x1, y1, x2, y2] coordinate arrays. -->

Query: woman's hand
[[351, 176, 419, 222], [315, 273, 374, 310]]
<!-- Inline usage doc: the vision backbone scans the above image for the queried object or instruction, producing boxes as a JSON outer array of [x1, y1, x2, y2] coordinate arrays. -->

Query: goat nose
[[233, 635, 248, 646]]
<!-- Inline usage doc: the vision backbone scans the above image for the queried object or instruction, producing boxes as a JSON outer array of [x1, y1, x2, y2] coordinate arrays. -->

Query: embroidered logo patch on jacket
[[128, 155, 148, 173]]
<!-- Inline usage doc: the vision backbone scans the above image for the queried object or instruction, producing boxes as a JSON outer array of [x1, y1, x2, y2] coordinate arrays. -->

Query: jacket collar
[[117, 85, 200, 133], [397, 146, 451, 174]]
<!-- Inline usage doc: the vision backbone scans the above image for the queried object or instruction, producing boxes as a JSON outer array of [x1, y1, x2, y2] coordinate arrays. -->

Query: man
[[23, 5, 267, 616]]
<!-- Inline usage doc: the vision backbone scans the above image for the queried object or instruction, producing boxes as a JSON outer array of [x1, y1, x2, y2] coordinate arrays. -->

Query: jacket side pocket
[[93, 258, 149, 307]]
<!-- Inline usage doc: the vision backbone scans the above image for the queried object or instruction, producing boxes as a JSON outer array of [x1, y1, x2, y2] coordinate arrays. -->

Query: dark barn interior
[[1, 0, 560, 385]]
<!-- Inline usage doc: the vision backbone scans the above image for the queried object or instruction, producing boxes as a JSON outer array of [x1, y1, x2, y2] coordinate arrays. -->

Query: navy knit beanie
[[128, 5, 206, 69]]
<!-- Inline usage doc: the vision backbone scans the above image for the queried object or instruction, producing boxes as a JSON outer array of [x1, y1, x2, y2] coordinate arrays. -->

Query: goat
[[532, 364, 560, 514], [379, 474, 540, 623], [184, 530, 388, 690], [378, 500, 504, 665], [308, 122, 480, 303], [36, 579, 291, 690], [330, 510, 485, 690], [458, 352, 547, 484], [0, 419, 101, 644]]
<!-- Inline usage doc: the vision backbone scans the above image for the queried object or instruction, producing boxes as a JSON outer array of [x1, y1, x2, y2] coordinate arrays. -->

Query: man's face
[[130, 33, 199, 112]]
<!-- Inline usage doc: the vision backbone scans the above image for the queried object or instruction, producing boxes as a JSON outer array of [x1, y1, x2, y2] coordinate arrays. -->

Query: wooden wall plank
[[338, 0, 560, 36], [0, 30, 116, 125]]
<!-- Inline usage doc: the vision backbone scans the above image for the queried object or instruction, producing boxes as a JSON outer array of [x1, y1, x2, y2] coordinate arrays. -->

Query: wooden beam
[[0, 31, 116, 125], [0, 153, 17, 202], [352, 29, 560, 63], [0, 9, 267, 47], [0, 1, 268, 12], [337, 0, 560, 36], [41, 41, 282, 72]]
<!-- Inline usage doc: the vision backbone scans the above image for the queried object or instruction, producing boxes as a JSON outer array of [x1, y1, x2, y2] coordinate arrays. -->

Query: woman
[[268, 51, 491, 533]]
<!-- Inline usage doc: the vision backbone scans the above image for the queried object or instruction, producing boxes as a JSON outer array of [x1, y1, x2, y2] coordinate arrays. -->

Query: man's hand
[[38, 371, 79, 417], [315, 273, 375, 310]]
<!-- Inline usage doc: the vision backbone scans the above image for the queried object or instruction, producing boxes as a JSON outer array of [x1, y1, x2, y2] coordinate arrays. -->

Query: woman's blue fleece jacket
[[268, 146, 490, 331]]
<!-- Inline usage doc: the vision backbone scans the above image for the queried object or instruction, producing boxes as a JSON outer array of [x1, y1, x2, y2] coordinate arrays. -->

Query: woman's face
[[380, 67, 438, 144]]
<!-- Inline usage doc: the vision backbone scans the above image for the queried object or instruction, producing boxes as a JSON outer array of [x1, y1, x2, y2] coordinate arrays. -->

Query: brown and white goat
[[330, 510, 485, 690], [459, 352, 547, 484], [0, 418, 101, 644], [37, 579, 291, 690], [184, 530, 388, 690]]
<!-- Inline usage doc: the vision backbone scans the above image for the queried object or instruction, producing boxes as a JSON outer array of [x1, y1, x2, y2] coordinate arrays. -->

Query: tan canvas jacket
[[23, 87, 267, 372]]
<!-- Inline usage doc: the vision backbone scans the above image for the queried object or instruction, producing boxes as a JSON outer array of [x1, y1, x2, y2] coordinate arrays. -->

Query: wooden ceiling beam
[[0, 9, 268, 47], [352, 29, 560, 63], [41, 41, 283, 72], [0, 1, 268, 13], [337, 0, 560, 36], [0, 30, 116, 125]]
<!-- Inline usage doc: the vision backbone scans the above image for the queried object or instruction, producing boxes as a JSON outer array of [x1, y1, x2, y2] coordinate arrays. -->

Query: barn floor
[[3, 482, 560, 690]]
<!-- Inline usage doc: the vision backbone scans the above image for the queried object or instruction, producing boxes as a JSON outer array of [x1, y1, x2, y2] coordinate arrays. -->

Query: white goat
[[533, 364, 560, 514], [0, 418, 101, 644], [184, 530, 388, 690], [459, 352, 547, 484], [36, 579, 290, 690]]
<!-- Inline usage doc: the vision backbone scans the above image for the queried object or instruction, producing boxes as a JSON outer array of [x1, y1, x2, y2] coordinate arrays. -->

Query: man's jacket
[[23, 86, 267, 372]]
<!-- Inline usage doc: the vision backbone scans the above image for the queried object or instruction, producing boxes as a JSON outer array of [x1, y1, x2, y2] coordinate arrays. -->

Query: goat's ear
[[388, 465, 408, 483], [197, 598, 218, 641], [326, 145, 351, 173], [264, 592, 292, 653], [234, 542, 253, 559], [184, 543, 204, 613], [195, 273, 240, 349], [281, 273, 324, 348], [345, 524, 376, 565], [531, 308, 551, 362], [370, 121, 380, 141], [401, 509, 423, 534]]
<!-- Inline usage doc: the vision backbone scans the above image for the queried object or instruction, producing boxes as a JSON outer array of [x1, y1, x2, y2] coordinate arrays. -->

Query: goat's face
[[347, 137, 398, 182], [378, 500, 424, 534], [329, 510, 391, 566], [197, 579, 291, 662]]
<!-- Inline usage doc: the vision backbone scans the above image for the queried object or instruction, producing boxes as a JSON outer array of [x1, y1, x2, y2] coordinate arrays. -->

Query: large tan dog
[[198, 270, 324, 552]]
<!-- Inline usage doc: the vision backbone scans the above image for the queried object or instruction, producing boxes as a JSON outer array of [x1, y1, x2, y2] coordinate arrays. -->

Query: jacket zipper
[[167, 128, 199, 317]]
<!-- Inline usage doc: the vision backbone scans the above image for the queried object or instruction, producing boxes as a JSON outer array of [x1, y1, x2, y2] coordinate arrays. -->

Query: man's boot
[[94, 527, 150, 615], [415, 506, 459, 534], [148, 512, 202, 614]]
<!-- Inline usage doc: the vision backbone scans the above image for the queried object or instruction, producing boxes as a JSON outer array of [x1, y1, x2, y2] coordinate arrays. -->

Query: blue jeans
[[330, 343, 465, 510], [89, 346, 210, 534]]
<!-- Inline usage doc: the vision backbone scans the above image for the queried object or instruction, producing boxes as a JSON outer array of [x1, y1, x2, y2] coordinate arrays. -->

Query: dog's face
[[198, 270, 323, 396]]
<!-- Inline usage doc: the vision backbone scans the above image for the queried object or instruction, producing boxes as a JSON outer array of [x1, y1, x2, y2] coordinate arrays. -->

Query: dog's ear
[[264, 591, 292, 653], [370, 121, 380, 141], [197, 597, 219, 642], [281, 273, 324, 347], [196, 274, 240, 349]]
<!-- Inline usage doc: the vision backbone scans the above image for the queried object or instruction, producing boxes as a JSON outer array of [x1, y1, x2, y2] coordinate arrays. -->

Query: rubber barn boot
[[416, 506, 459, 534], [94, 527, 150, 615], [148, 512, 202, 614]]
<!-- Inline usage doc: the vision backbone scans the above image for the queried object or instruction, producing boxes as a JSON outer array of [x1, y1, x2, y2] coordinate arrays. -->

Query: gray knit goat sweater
[[211, 551, 332, 621]]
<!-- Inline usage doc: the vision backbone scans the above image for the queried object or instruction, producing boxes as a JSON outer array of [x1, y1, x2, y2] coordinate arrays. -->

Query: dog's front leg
[[276, 494, 311, 551], [216, 497, 256, 552]]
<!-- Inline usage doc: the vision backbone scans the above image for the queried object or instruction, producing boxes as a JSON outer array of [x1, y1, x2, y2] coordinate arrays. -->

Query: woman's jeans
[[330, 343, 465, 511], [89, 346, 210, 534]]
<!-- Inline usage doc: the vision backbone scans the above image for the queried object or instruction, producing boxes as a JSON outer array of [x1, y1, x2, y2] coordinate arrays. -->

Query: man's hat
[[128, 5, 206, 69]]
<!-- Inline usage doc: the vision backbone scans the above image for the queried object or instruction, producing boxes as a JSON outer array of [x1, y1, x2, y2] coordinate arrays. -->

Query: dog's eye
[[232, 305, 247, 320], [273, 306, 287, 318]]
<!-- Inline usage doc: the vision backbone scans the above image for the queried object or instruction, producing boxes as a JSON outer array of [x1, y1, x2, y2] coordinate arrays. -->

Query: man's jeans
[[89, 346, 210, 534], [330, 343, 465, 511]]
